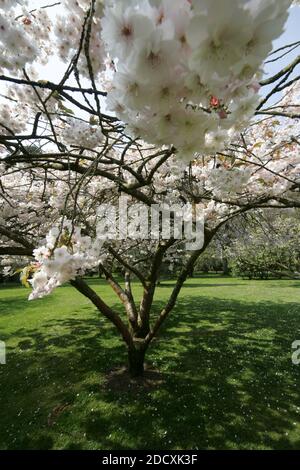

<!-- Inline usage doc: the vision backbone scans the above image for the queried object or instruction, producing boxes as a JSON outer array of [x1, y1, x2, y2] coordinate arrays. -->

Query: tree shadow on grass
[[0, 295, 47, 318], [0, 294, 300, 450]]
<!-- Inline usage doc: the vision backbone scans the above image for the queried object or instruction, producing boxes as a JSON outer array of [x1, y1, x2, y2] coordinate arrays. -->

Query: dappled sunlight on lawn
[[0, 277, 299, 450]]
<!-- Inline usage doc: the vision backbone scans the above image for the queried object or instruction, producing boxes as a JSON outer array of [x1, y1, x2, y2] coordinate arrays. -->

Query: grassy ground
[[0, 276, 300, 450]]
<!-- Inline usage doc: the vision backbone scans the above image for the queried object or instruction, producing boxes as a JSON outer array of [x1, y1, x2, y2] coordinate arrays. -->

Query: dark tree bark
[[188, 265, 194, 278], [222, 258, 229, 275], [128, 340, 147, 377]]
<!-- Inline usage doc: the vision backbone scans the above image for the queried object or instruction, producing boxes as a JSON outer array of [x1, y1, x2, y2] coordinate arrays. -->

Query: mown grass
[[0, 276, 300, 450]]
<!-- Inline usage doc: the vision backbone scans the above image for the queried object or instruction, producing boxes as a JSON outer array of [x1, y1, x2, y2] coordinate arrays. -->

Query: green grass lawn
[[0, 276, 300, 450]]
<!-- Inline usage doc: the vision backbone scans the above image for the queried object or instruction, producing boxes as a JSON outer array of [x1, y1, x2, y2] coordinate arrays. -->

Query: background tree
[[226, 212, 300, 279]]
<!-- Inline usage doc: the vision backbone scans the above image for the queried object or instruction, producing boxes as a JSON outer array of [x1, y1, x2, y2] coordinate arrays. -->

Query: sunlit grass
[[0, 276, 299, 450]]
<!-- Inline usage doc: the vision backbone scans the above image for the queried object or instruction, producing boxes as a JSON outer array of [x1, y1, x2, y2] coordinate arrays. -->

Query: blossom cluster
[[29, 222, 104, 300], [102, 0, 292, 160], [191, 114, 300, 204], [60, 118, 104, 149], [0, 1, 52, 73], [0, 82, 60, 137], [54, 0, 106, 78], [0, 102, 28, 136], [278, 80, 300, 114]]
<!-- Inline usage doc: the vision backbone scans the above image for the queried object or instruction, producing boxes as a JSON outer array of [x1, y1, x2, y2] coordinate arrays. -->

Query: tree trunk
[[188, 265, 194, 278], [136, 322, 150, 338], [222, 258, 229, 275], [128, 342, 146, 377]]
